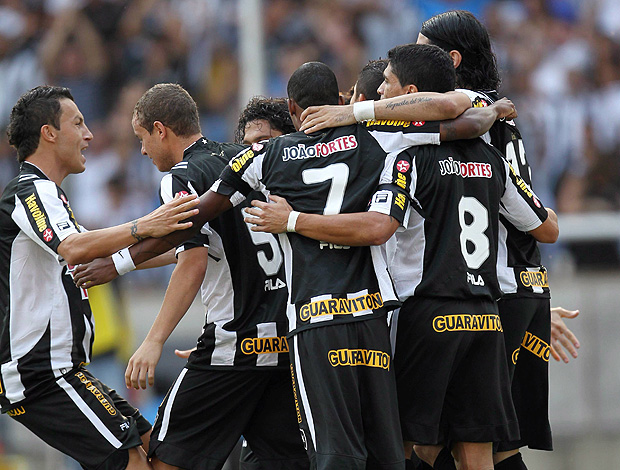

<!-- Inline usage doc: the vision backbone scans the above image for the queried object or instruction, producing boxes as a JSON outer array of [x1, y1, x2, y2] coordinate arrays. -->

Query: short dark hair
[[287, 62, 340, 109], [420, 10, 500, 90], [355, 59, 388, 101], [387, 44, 456, 93], [7, 86, 74, 163], [133, 83, 201, 137], [235, 96, 295, 144]]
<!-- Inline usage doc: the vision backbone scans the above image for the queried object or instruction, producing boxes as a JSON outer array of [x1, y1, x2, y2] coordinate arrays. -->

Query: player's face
[[132, 116, 175, 172], [55, 98, 92, 175], [243, 119, 284, 145], [377, 63, 409, 100]]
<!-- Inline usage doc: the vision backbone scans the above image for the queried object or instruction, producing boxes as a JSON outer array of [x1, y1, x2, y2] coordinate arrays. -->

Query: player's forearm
[[295, 212, 396, 246], [529, 208, 559, 243], [58, 220, 153, 265], [439, 106, 499, 141], [145, 254, 207, 344], [374, 91, 471, 121], [136, 249, 177, 270]]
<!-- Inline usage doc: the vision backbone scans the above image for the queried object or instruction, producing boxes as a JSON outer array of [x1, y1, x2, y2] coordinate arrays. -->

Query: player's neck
[[25, 153, 67, 186]]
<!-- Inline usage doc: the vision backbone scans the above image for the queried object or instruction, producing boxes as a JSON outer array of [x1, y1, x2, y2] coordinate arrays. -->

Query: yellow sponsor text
[[432, 314, 503, 333], [25, 193, 48, 232], [328, 348, 390, 370], [365, 119, 411, 128], [290, 365, 302, 423], [231, 149, 255, 172], [75, 372, 117, 415], [7, 406, 25, 417], [241, 336, 289, 355], [519, 270, 548, 288], [299, 292, 383, 321], [520, 331, 550, 362]]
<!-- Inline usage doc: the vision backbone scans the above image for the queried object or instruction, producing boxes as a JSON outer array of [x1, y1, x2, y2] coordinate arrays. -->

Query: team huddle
[[1, 10, 576, 470]]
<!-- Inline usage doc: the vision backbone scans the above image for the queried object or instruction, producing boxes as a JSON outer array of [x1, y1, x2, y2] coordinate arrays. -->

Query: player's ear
[[357, 93, 367, 102], [338, 94, 345, 105], [40, 124, 56, 143], [287, 98, 297, 116], [449, 49, 462, 69], [405, 84, 419, 94], [153, 121, 167, 139]]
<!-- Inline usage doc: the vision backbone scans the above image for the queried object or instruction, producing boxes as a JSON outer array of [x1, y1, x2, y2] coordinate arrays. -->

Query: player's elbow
[[363, 214, 397, 245], [530, 218, 559, 244], [58, 239, 92, 265], [441, 98, 466, 120]]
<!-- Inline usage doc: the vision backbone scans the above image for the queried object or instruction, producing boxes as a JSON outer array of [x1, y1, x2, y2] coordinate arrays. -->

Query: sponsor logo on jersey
[[396, 160, 410, 172], [252, 142, 264, 152], [43, 228, 53, 242], [532, 195, 541, 208], [439, 157, 492, 178], [319, 242, 350, 250], [231, 149, 256, 172], [241, 336, 289, 355], [60, 194, 79, 229], [472, 97, 489, 108], [519, 270, 549, 288], [395, 171, 408, 190], [75, 372, 117, 416], [176, 191, 189, 197], [509, 164, 541, 206], [7, 406, 25, 417], [328, 348, 391, 370], [467, 272, 485, 286], [120, 421, 130, 431], [24, 193, 48, 233], [265, 278, 286, 291], [394, 193, 406, 210], [365, 119, 424, 128], [432, 314, 503, 333], [520, 331, 550, 362], [56, 221, 71, 231], [282, 136, 358, 161], [298, 292, 383, 321], [290, 365, 302, 424], [512, 347, 520, 365]]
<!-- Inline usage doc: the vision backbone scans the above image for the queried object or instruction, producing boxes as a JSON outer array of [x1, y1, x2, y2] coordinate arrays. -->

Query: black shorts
[[392, 297, 519, 445], [6, 367, 150, 470], [149, 368, 308, 470], [289, 316, 404, 470], [497, 296, 552, 451]]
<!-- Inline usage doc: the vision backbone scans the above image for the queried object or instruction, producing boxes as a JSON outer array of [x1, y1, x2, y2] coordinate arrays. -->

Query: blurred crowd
[[0, 0, 619, 251]]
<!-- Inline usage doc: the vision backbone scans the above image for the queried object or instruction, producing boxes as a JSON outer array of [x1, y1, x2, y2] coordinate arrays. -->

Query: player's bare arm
[[439, 98, 517, 141], [245, 195, 399, 246], [74, 190, 231, 286], [126, 247, 208, 390], [300, 91, 471, 133], [550, 307, 580, 363], [58, 193, 198, 265], [528, 208, 559, 243]]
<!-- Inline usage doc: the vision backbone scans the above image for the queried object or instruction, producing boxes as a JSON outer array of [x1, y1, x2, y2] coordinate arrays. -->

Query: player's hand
[[125, 339, 164, 389], [550, 306, 580, 363], [244, 195, 292, 234], [73, 256, 118, 287], [138, 193, 199, 238], [300, 104, 356, 134], [174, 347, 197, 359], [491, 98, 517, 120]]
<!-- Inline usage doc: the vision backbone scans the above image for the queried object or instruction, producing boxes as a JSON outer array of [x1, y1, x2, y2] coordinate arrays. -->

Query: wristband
[[112, 247, 136, 275], [287, 211, 301, 233], [353, 100, 375, 122]]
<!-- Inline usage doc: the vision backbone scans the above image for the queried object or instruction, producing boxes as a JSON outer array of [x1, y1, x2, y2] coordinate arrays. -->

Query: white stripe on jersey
[[57, 377, 123, 448], [496, 220, 517, 294], [12, 194, 60, 261], [277, 233, 296, 333], [158, 368, 188, 441], [49, 280, 74, 377], [293, 335, 317, 453], [526, 267, 544, 294], [1, 360, 25, 403], [368, 130, 440, 154], [499, 163, 544, 232], [389, 308, 400, 358], [349, 289, 373, 317], [211, 327, 237, 366], [256, 323, 279, 367]]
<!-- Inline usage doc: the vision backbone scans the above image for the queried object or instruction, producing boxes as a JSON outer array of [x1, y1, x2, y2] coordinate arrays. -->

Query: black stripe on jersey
[[17, 184, 59, 249]]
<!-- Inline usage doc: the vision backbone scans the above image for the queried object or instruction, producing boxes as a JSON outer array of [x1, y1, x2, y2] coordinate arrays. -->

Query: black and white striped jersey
[[379, 138, 549, 302], [457, 89, 550, 298], [161, 138, 289, 370], [214, 121, 441, 335], [0, 162, 93, 411]]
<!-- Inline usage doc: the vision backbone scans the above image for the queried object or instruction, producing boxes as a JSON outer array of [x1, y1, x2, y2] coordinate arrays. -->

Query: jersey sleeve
[[499, 161, 548, 232], [363, 119, 440, 154], [215, 143, 266, 207], [367, 150, 416, 228], [160, 164, 210, 256], [12, 179, 80, 263]]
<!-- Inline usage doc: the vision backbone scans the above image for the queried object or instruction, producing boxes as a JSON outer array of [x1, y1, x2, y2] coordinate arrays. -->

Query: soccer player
[[243, 44, 559, 470], [113, 84, 308, 470], [0, 85, 199, 470], [75, 51, 503, 468], [349, 59, 388, 104], [234, 96, 296, 145]]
